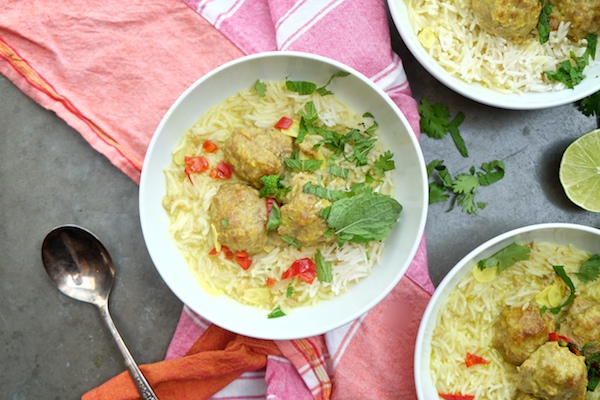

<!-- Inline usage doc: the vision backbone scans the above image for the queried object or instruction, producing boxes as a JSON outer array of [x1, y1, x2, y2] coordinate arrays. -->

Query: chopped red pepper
[[465, 352, 490, 367], [266, 278, 276, 287], [209, 246, 233, 260], [274, 116, 293, 129], [282, 258, 317, 284], [184, 156, 209, 183], [202, 140, 219, 153], [549, 332, 573, 343], [210, 161, 232, 180], [439, 394, 474, 400], [235, 251, 252, 270]]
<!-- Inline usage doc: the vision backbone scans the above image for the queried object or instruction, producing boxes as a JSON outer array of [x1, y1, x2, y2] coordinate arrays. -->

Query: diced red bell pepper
[[210, 161, 232, 180], [266, 278, 276, 287], [209, 246, 233, 260], [202, 140, 218, 153], [282, 258, 317, 284], [465, 352, 490, 367], [235, 251, 252, 270], [439, 394, 475, 400], [184, 156, 209, 183], [274, 116, 293, 129], [549, 332, 573, 343]]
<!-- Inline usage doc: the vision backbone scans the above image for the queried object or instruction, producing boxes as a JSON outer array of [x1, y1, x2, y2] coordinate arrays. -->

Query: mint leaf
[[280, 235, 301, 249], [326, 191, 402, 245], [284, 157, 323, 172], [302, 182, 353, 201], [576, 254, 600, 283], [266, 202, 281, 231], [538, 0, 552, 44], [477, 243, 531, 273], [316, 71, 350, 95]]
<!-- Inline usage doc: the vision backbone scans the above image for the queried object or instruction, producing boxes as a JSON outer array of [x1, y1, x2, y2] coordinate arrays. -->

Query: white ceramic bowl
[[415, 223, 600, 398], [139, 51, 428, 340], [388, 0, 600, 110]]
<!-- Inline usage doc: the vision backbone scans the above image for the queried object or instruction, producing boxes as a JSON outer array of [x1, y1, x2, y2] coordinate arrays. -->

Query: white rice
[[431, 241, 599, 399], [406, 0, 599, 93], [162, 79, 393, 312]]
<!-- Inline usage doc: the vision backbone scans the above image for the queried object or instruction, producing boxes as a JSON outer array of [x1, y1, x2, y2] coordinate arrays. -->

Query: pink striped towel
[[0, 0, 434, 398]]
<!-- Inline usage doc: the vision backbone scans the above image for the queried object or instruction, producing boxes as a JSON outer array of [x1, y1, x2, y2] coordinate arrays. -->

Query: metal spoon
[[41, 225, 159, 400]]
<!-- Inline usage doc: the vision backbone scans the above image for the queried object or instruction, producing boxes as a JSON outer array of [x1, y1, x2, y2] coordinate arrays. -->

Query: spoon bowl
[[41, 225, 159, 400]]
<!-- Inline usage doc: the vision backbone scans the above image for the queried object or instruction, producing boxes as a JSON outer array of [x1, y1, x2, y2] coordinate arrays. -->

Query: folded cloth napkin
[[0, 0, 434, 398]]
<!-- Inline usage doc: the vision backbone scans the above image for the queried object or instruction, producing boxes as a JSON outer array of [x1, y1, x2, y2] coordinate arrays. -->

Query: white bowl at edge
[[415, 222, 600, 399], [388, 0, 600, 110], [139, 51, 428, 340]]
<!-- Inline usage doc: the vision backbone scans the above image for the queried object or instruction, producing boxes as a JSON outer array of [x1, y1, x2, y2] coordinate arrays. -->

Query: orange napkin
[[82, 324, 281, 400]]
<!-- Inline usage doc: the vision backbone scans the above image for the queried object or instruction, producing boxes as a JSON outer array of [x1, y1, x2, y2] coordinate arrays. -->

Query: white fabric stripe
[[370, 53, 408, 92], [198, 0, 241, 25], [211, 370, 267, 398], [276, 0, 345, 50], [214, 0, 247, 29], [183, 304, 211, 330], [327, 314, 366, 370]]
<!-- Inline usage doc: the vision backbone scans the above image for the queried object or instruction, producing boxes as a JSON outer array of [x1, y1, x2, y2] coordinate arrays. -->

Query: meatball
[[558, 295, 600, 355], [517, 341, 587, 400], [472, 0, 541, 41], [222, 127, 293, 188], [550, 0, 600, 41], [514, 391, 539, 400], [493, 304, 555, 365], [277, 173, 332, 246], [209, 183, 268, 254]]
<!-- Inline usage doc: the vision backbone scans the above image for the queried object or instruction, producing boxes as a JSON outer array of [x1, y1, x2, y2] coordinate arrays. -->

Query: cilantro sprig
[[576, 254, 600, 283], [542, 265, 576, 314], [577, 90, 600, 118], [477, 243, 531, 273], [427, 159, 505, 214], [418, 97, 468, 157], [545, 33, 597, 88]]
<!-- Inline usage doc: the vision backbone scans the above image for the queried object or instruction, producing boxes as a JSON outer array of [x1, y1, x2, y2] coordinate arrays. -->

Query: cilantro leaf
[[478, 160, 505, 186], [576, 254, 600, 283], [254, 79, 267, 97], [537, 0, 552, 44], [577, 90, 600, 117], [544, 34, 596, 89], [477, 243, 531, 273], [326, 191, 402, 245], [286, 80, 317, 95], [286, 285, 294, 298], [429, 182, 450, 204], [267, 305, 286, 318], [373, 150, 396, 176], [448, 111, 468, 157], [419, 97, 450, 139], [315, 249, 332, 283]]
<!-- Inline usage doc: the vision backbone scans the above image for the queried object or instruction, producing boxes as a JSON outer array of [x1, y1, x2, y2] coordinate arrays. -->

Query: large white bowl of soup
[[139, 51, 428, 340], [388, 0, 600, 109], [416, 223, 600, 399]]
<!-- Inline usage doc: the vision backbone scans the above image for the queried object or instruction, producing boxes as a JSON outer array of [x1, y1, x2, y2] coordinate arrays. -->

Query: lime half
[[559, 129, 600, 213]]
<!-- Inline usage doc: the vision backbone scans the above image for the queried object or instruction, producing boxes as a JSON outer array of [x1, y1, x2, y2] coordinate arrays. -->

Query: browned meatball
[[493, 304, 555, 365], [550, 0, 600, 41], [558, 295, 600, 355], [222, 127, 293, 188], [472, 0, 541, 41], [209, 183, 268, 254], [514, 391, 539, 400], [277, 174, 332, 246], [517, 341, 587, 400]]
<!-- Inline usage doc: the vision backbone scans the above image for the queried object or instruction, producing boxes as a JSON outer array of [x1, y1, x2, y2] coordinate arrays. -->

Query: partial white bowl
[[388, 0, 600, 110], [415, 223, 600, 399], [139, 51, 428, 340]]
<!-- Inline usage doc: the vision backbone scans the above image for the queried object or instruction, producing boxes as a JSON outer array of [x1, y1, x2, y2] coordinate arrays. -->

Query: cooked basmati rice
[[431, 241, 600, 399], [406, 0, 599, 93], [162, 79, 394, 312]]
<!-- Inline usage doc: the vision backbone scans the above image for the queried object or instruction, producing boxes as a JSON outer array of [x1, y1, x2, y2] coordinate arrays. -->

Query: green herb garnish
[[537, 0, 552, 44], [325, 191, 402, 245], [576, 254, 600, 283], [267, 305, 286, 318], [373, 150, 396, 177], [315, 249, 332, 283], [545, 34, 597, 88], [254, 79, 267, 97], [284, 157, 323, 172], [418, 97, 468, 157], [221, 217, 229, 227], [302, 182, 353, 201], [266, 202, 281, 231], [280, 235, 301, 249], [577, 90, 600, 117], [286, 285, 294, 298], [477, 243, 531, 273], [316, 71, 350, 95]]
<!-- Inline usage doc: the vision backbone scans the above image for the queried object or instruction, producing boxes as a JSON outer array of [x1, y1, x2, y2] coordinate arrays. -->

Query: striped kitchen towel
[[0, 0, 434, 398]]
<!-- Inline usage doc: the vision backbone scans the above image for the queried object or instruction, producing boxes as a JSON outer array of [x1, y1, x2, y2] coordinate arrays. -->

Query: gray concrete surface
[[1, 16, 599, 400]]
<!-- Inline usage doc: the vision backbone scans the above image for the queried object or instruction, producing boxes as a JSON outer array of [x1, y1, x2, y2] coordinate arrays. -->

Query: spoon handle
[[98, 303, 159, 400]]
